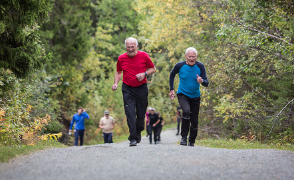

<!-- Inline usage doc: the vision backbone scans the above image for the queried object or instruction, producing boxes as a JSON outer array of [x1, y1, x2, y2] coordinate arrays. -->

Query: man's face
[[105, 114, 109, 118], [125, 40, 138, 57], [151, 110, 155, 115], [78, 109, 83, 115], [185, 50, 197, 66]]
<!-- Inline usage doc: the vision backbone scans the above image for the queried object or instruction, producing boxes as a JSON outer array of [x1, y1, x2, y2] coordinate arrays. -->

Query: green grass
[[94, 122, 294, 152], [112, 134, 130, 143], [0, 140, 67, 162], [162, 122, 178, 131], [162, 123, 294, 151], [195, 138, 294, 151]]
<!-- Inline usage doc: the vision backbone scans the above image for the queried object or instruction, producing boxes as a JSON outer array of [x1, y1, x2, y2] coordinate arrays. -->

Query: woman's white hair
[[125, 37, 138, 48], [185, 47, 198, 56]]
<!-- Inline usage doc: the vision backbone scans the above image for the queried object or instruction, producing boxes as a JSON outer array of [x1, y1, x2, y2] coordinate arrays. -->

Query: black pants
[[147, 124, 151, 135], [157, 125, 162, 141], [122, 83, 148, 141], [149, 126, 158, 144], [146, 122, 150, 135], [103, 132, 113, 143], [74, 129, 85, 146], [177, 94, 200, 143], [177, 120, 181, 134]]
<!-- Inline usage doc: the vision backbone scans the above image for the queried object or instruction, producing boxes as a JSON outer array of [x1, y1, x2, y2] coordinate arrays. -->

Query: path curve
[[0, 128, 293, 180]]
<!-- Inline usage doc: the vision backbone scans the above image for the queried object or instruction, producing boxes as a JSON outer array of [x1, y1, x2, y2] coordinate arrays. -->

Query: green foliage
[[0, 0, 53, 77], [40, 0, 92, 69], [68, 0, 142, 145], [2, 0, 293, 148], [0, 69, 61, 145], [39, 0, 94, 132], [135, 0, 294, 144], [90, 0, 141, 77], [95, 0, 140, 56], [44, 121, 63, 134], [211, 0, 294, 141]]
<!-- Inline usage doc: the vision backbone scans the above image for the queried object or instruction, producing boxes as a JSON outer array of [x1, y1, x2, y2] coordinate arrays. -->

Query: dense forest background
[[0, 0, 293, 146]]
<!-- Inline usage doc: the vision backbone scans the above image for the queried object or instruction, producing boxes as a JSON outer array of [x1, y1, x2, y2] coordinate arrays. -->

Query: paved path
[[0, 128, 294, 180]]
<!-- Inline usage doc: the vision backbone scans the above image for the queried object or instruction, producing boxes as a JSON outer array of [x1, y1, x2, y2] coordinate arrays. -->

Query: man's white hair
[[185, 47, 198, 56], [125, 37, 138, 48]]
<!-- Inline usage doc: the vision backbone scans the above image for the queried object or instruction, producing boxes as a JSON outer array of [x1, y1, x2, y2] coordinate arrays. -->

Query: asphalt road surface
[[0, 128, 293, 180]]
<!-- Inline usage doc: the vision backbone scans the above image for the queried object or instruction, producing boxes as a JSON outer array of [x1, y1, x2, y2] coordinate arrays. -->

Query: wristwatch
[[145, 72, 148, 77]]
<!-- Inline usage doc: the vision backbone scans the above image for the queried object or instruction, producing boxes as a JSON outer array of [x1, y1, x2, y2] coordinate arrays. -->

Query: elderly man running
[[112, 37, 156, 146], [169, 47, 209, 147]]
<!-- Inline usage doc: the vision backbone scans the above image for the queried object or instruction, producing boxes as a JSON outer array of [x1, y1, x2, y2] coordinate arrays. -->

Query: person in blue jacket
[[169, 47, 209, 147], [69, 107, 90, 146]]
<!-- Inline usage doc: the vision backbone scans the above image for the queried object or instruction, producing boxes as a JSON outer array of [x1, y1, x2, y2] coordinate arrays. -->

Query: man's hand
[[136, 72, 146, 81], [112, 84, 118, 91], [153, 124, 156, 127], [169, 90, 175, 100], [196, 74, 203, 84], [82, 108, 85, 112], [113, 71, 122, 91]]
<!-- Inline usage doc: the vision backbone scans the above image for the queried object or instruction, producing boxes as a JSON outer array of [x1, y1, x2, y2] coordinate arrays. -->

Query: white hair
[[125, 37, 138, 48], [147, 107, 152, 110], [185, 47, 198, 56]]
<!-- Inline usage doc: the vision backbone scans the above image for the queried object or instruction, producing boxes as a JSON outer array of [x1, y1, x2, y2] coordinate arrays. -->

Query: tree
[[0, 0, 53, 78], [213, 0, 294, 141], [89, 0, 141, 78], [39, 0, 93, 114], [40, 0, 92, 70], [135, 0, 294, 143]]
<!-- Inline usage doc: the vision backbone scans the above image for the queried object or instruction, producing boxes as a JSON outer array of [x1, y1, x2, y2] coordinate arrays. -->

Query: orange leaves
[[1, 103, 60, 145], [22, 114, 52, 145], [27, 105, 34, 113], [0, 108, 5, 121], [23, 131, 38, 145], [0, 109, 5, 131], [240, 131, 256, 141]]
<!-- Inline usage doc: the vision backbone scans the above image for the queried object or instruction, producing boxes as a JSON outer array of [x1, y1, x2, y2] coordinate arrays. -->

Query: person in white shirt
[[99, 110, 115, 143]]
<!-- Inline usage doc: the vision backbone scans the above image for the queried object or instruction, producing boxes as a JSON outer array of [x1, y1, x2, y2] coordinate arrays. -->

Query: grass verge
[[87, 123, 294, 152], [162, 122, 178, 131], [0, 140, 66, 162], [195, 138, 294, 151]]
